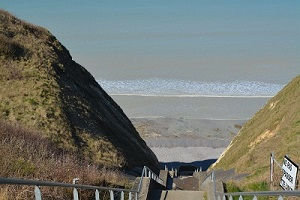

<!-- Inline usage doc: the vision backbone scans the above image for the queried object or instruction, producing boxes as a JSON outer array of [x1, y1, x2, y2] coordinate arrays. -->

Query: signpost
[[280, 156, 298, 190]]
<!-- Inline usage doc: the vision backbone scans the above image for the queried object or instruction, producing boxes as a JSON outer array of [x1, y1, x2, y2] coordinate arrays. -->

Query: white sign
[[280, 156, 298, 190]]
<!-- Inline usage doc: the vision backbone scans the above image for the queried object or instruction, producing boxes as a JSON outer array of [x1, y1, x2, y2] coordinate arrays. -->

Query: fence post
[[129, 192, 132, 200], [73, 188, 79, 200], [212, 171, 216, 200], [270, 151, 274, 188], [95, 189, 100, 200], [34, 186, 42, 200], [109, 190, 114, 200], [120, 191, 124, 200]]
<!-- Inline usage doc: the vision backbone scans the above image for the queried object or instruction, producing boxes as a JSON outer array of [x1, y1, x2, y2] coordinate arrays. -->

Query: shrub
[[0, 35, 27, 59]]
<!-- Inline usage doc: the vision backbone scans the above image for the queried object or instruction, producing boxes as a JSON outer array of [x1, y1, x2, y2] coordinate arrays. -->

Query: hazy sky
[[1, 0, 300, 84]]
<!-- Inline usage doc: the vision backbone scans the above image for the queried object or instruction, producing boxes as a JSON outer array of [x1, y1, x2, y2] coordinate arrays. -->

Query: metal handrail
[[0, 177, 133, 192], [208, 170, 300, 200], [201, 170, 215, 188], [216, 190, 300, 197], [0, 165, 164, 200], [136, 166, 163, 193]]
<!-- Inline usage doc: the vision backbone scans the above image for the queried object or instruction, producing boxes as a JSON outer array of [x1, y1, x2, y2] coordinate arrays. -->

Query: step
[[149, 190, 205, 200], [173, 176, 200, 190]]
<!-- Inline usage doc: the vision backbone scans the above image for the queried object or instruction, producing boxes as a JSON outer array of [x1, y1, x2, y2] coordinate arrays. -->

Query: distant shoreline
[[131, 116, 250, 120], [111, 95, 270, 120], [110, 94, 273, 98]]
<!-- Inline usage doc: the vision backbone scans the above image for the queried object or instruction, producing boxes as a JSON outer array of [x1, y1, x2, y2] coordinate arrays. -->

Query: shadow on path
[[160, 159, 217, 171]]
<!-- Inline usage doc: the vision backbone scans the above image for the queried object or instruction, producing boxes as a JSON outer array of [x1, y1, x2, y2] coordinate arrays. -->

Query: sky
[[1, 0, 300, 84]]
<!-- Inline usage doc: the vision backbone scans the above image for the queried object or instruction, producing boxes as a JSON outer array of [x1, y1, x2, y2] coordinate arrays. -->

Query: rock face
[[0, 9, 158, 170], [212, 75, 300, 182]]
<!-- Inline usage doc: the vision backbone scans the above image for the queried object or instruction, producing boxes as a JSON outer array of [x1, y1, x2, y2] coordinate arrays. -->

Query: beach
[[112, 95, 271, 164], [111, 95, 270, 119]]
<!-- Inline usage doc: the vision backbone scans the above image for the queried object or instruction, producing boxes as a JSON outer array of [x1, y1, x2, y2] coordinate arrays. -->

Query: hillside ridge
[[0, 9, 158, 170], [212, 75, 300, 186]]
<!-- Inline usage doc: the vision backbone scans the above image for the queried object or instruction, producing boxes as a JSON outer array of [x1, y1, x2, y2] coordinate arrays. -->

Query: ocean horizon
[[2, 0, 299, 119]]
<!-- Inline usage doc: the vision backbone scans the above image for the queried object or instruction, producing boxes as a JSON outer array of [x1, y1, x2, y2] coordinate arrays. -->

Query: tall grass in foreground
[[0, 120, 131, 199]]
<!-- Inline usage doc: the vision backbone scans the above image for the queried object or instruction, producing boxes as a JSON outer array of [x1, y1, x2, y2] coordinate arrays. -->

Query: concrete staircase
[[149, 190, 205, 200], [136, 167, 247, 200], [141, 170, 215, 200]]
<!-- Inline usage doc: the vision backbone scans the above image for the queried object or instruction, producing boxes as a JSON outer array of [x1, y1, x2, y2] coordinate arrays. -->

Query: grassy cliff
[[212, 75, 300, 187], [0, 9, 158, 170]]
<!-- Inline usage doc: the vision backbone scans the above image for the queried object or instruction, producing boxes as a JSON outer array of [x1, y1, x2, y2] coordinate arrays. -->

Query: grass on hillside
[[0, 9, 156, 170], [212, 75, 300, 189], [225, 181, 271, 200], [0, 120, 132, 199]]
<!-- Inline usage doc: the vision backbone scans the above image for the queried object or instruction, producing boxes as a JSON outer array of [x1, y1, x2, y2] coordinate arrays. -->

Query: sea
[[2, 0, 300, 120]]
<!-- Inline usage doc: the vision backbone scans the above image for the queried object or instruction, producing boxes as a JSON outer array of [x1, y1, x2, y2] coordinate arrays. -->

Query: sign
[[280, 156, 298, 190]]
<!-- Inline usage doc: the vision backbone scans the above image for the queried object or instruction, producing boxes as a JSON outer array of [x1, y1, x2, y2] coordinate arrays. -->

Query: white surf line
[[109, 93, 274, 98]]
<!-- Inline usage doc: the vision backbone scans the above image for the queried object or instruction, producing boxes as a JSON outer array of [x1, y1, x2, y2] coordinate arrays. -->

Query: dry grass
[[212, 75, 300, 188], [0, 9, 159, 170], [0, 35, 28, 60], [0, 120, 132, 199]]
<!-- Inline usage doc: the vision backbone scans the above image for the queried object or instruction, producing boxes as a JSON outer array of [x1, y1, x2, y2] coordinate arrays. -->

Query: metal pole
[[34, 186, 42, 200], [95, 189, 100, 200], [129, 192, 132, 200], [73, 188, 79, 200], [270, 151, 274, 188], [109, 190, 114, 200], [213, 171, 216, 200], [120, 191, 124, 200]]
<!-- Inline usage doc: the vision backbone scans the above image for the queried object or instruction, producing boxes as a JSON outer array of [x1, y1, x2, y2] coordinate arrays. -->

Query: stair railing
[[137, 166, 163, 192], [215, 190, 300, 200], [205, 170, 300, 200], [0, 166, 163, 200]]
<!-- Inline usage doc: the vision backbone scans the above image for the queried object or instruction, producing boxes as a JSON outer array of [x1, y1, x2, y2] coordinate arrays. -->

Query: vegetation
[[212, 75, 300, 189], [0, 9, 158, 171], [225, 182, 271, 200], [0, 120, 131, 199]]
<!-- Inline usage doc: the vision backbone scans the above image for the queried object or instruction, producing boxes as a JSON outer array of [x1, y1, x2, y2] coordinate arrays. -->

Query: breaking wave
[[97, 78, 284, 97]]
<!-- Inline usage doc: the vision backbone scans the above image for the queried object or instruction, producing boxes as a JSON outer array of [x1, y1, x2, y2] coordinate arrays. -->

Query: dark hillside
[[0, 9, 158, 170]]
